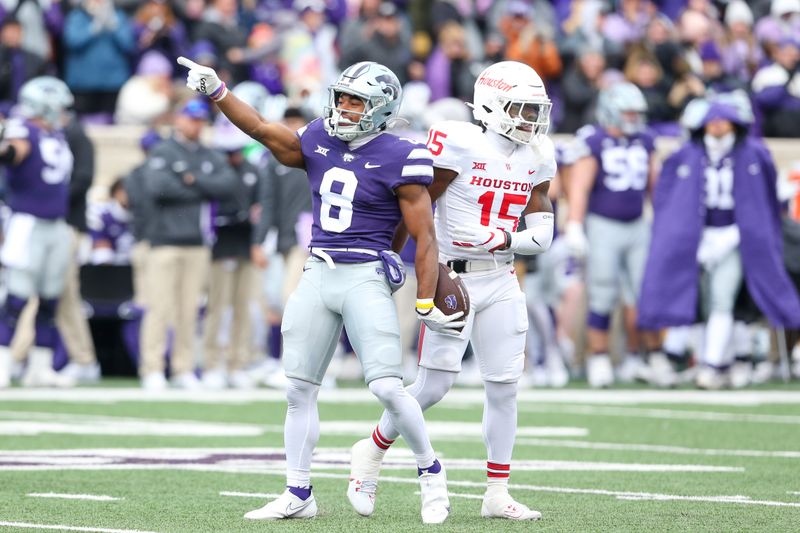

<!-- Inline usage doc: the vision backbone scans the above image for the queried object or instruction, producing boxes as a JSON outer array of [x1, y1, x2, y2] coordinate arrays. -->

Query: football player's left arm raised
[[177, 57, 304, 169], [396, 182, 438, 299]]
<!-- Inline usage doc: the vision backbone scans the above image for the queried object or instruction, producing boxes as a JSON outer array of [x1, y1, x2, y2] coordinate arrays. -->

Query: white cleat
[[346, 438, 385, 516], [587, 354, 614, 388], [60, 362, 101, 384], [171, 371, 202, 390], [481, 491, 542, 521], [21, 348, 75, 388], [141, 372, 168, 391], [647, 352, 678, 388], [244, 489, 317, 520], [695, 366, 728, 390], [419, 465, 450, 524]]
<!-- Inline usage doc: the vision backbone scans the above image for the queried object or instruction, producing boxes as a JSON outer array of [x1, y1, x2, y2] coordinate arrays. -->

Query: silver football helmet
[[18, 76, 74, 128], [471, 61, 551, 145], [596, 82, 648, 136], [323, 62, 402, 141]]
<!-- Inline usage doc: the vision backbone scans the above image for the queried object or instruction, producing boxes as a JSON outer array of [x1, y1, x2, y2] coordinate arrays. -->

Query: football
[[434, 263, 471, 325]]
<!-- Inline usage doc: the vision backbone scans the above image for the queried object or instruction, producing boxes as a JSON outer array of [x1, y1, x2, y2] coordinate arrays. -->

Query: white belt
[[446, 258, 511, 274], [310, 247, 378, 269]]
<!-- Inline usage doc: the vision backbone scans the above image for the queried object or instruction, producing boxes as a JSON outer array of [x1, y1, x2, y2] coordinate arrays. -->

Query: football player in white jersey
[[347, 61, 556, 521]]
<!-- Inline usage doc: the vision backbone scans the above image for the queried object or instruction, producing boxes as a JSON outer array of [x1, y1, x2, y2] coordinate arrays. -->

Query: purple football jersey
[[703, 156, 736, 227], [298, 119, 433, 263], [2, 119, 72, 220], [87, 201, 134, 262], [574, 125, 655, 222]]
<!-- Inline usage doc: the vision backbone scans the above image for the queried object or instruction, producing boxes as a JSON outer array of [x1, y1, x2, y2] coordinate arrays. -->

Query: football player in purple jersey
[[178, 57, 458, 524], [564, 82, 659, 388], [0, 77, 76, 389]]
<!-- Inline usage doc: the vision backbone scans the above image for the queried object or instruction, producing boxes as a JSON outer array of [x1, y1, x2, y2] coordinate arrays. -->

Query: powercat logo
[[477, 76, 513, 92]]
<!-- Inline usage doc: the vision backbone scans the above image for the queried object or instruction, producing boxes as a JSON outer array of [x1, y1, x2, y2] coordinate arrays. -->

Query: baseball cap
[[140, 129, 162, 152], [180, 98, 210, 121]]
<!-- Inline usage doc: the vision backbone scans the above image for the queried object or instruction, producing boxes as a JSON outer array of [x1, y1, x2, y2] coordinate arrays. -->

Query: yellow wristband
[[416, 298, 434, 310]]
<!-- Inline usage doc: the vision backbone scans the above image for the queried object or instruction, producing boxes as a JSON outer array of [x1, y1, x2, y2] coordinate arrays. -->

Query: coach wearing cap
[[139, 97, 237, 390]]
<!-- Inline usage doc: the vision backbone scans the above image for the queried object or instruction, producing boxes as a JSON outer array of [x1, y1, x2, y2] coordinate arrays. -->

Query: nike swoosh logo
[[286, 502, 307, 514], [365, 162, 381, 168], [528, 170, 536, 175]]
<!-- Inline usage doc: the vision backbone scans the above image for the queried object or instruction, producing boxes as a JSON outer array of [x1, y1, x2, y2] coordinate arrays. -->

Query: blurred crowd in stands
[[1, 0, 800, 391], [0, 0, 799, 137]]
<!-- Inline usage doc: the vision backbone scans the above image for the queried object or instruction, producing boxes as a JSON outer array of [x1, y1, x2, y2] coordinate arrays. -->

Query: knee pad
[[484, 380, 518, 406], [368, 376, 404, 408], [285, 377, 319, 411]]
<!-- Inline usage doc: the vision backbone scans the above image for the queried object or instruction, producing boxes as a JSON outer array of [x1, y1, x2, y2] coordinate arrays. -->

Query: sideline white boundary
[[2, 387, 800, 406], [27, 493, 122, 501], [0, 522, 157, 533]]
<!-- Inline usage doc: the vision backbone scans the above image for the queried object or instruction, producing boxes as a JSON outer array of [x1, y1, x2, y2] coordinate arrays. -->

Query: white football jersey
[[426, 120, 556, 263]]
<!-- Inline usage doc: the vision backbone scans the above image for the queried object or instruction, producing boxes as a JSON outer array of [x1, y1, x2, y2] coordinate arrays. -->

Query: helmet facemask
[[324, 89, 381, 141], [476, 94, 551, 146], [323, 63, 402, 142], [619, 110, 646, 136]]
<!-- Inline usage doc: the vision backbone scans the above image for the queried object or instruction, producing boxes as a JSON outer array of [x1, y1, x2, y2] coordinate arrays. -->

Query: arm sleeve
[[509, 212, 555, 255], [389, 143, 434, 190]]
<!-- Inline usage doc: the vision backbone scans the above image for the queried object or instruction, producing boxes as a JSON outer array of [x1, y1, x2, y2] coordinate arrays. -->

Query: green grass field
[[1, 380, 800, 532]]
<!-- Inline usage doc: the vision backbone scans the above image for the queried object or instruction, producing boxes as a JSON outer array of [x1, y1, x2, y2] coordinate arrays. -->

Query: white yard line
[[219, 491, 281, 499], [0, 412, 584, 438], [515, 438, 800, 458], [0, 448, 743, 474], [2, 387, 800, 406], [28, 493, 122, 501], [788, 491, 800, 496], [515, 404, 800, 425], [0, 522, 158, 533], [414, 491, 484, 500], [248, 470, 800, 509]]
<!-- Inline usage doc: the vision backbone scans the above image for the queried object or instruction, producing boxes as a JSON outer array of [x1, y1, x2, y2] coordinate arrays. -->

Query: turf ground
[[1, 380, 800, 532]]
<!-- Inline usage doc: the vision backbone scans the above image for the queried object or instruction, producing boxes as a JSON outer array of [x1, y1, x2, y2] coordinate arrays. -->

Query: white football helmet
[[18, 76, 74, 128], [471, 61, 551, 146], [323, 61, 403, 141], [596, 82, 648, 136]]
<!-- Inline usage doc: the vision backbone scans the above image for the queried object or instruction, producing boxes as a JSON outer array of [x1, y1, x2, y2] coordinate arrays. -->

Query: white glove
[[696, 225, 740, 269], [564, 221, 588, 258], [452, 225, 509, 253], [177, 56, 228, 101], [415, 299, 465, 336]]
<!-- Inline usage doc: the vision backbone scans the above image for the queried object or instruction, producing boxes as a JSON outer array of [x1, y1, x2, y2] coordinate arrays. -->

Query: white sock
[[703, 312, 735, 368], [483, 381, 518, 465], [376, 367, 457, 442], [284, 377, 319, 488], [369, 376, 436, 468]]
